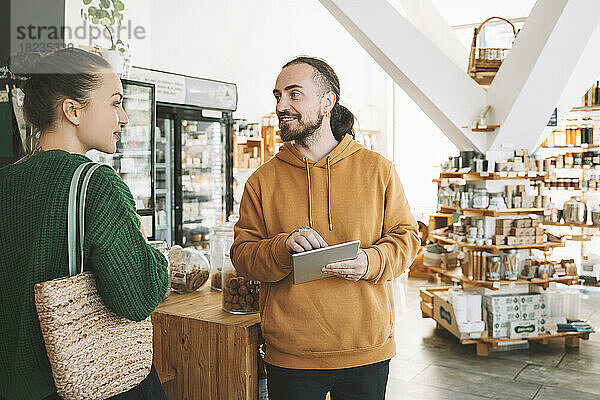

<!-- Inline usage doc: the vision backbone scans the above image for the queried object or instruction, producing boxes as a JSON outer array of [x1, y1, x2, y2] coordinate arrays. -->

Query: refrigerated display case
[[87, 79, 156, 238], [130, 67, 236, 248]]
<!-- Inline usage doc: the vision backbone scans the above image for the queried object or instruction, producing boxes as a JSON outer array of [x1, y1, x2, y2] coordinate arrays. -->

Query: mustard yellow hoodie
[[231, 135, 420, 369]]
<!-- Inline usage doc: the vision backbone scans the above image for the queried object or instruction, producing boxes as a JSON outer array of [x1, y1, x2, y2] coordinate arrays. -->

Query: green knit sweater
[[0, 150, 169, 400]]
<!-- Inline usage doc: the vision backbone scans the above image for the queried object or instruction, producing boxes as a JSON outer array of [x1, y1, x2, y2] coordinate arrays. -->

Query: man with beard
[[231, 57, 420, 400]]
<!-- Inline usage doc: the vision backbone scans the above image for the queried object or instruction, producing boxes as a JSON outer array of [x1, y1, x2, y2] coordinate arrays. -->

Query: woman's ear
[[61, 99, 82, 126]]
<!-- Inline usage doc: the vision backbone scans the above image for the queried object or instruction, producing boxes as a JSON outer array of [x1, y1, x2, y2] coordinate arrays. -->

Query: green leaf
[[91, 16, 99, 24], [101, 9, 110, 18], [83, 0, 92, 4], [114, 0, 124, 11], [116, 39, 124, 45], [80, 8, 83, 18], [100, 0, 110, 9], [100, 17, 111, 26], [109, 17, 115, 25], [88, 6, 98, 16], [119, 48, 126, 55]]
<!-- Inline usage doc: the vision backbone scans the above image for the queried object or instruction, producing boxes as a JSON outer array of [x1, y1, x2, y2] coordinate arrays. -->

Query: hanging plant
[[80, 0, 129, 55]]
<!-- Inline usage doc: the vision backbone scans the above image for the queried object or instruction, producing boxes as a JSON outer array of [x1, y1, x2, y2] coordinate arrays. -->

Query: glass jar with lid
[[488, 192, 506, 210], [471, 188, 489, 209], [149, 240, 171, 299], [486, 255, 501, 281], [167, 245, 210, 293], [501, 250, 518, 280], [209, 215, 239, 291], [222, 254, 259, 314]]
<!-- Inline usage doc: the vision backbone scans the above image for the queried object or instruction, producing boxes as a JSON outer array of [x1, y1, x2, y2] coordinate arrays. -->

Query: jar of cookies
[[168, 245, 210, 294], [209, 215, 238, 291], [222, 253, 259, 314]]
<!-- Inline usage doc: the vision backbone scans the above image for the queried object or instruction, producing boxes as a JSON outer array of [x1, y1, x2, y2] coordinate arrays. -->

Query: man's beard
[[279, 111, 324, 145]]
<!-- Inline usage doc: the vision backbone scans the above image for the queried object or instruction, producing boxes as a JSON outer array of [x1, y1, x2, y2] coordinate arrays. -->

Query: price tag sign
[[544, 209, 551, 216], [508, 172, 517, 178], [480, 172, 489, 177], [517, 171, 526, 177], [236, 136, 248, 144], [492, 282, 500, 289], [528, 171, 537, 178], [499, 171, 508, 177]]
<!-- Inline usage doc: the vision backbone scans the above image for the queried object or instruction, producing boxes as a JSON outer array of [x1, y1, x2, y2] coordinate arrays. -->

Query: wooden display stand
[[152, 287, 261, 400], [420, 286, 591, 356], [233, 136, 264, 171]]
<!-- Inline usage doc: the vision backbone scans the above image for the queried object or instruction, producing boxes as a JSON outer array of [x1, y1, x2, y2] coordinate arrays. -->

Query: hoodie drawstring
[[326, 156, 333, 231], [304, 156, 333, 231], [304, 157, 313, 228]]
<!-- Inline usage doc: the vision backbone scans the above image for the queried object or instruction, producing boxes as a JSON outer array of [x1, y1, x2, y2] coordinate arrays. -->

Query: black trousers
[[266, 360, 390, 400], [2, 364, 166, 400]]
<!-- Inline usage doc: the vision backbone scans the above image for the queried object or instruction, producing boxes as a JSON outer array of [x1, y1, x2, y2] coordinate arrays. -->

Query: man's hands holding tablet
[[286, 226, 367, 282]]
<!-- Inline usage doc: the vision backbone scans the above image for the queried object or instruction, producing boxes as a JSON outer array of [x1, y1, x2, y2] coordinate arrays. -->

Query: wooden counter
[[151, 286, 261, 400]]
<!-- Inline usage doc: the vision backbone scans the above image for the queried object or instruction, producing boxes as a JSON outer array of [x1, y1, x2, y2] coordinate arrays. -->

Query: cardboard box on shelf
[[507, 236, 518, 246], [497, 219, 513, 229], [514, 219, 532, 228], [493, 235, 505, 245], [509, 319, 538, 339], [510, 227, 536, 237], [496, 227, 511, 236], [521, 237, 535, 245]]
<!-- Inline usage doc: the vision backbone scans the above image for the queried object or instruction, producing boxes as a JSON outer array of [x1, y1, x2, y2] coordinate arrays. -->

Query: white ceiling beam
[[487, 0, 600, 152], [318, 0, 488, 152], [394, 0, 469, 71]]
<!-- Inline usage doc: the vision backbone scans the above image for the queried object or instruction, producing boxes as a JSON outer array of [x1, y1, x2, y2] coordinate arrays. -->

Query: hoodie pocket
[[261, 280, 393, 355]]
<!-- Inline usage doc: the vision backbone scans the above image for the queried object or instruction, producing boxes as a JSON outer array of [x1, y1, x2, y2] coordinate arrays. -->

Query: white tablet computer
[[292, 240, 360, 284]]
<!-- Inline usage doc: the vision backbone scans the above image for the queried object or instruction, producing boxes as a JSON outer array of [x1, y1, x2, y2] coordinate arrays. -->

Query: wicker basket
[[468, 17, 518, 85]]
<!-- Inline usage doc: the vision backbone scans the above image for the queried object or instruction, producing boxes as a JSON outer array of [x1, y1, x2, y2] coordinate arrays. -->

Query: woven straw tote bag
[[34, 162, 153, 400]]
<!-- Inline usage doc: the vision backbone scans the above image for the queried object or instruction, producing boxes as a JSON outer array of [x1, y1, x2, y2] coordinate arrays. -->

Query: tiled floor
[[385, 277, 600, 399]]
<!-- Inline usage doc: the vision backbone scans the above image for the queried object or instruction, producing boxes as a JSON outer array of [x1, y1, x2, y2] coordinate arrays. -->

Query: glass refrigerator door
[[87, 81, 155, 237], [180, 119, 225, 248], [155, 116, 175, 244]]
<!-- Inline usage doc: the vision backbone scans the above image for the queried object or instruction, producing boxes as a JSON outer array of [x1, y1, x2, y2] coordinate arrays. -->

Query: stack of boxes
[[451, 290, 485, 337], [496, 149, 543, 174], [485, 293, 549, 338], [493, 217, 546, 246]]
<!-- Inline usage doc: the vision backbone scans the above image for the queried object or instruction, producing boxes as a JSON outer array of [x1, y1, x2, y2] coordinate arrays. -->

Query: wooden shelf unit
[[233, 136, 264, 170], [425, 265, 578, 290], [460, 208, 547, 217], [430, 233, 564, 255], [439, 172, 546, 181]]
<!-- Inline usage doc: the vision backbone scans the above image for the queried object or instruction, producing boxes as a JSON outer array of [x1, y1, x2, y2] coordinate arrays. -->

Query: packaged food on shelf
[[168, 245, 210, 293]]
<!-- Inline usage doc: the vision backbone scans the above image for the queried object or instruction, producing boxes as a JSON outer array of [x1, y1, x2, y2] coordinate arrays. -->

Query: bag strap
[[68, 162, 104, 277]]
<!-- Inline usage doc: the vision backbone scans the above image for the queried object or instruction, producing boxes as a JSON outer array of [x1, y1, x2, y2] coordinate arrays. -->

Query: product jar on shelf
[[488, 192, 506, 210], [501, 250, 518, 280], [222, 254, 259, 314], [209, 215, 238, 291], [471, 188, 489, 209], [167, 245, 210, 293]]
